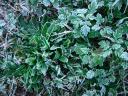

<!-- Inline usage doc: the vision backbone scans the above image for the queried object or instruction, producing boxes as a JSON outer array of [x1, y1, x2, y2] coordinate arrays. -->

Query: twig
[[117, 91, 128, 95], [123, 81, 127, 96], [103, 36, 115, 42], [7, 4, 17, 11], [53, 31, 72, 36], [64, 24, 73, 31], [123, 3, 128, 14]]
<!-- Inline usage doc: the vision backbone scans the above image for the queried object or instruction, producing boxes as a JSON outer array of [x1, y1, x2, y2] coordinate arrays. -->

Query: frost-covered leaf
[[113, 30, 122, 40], [86, 14, 95, 20], [102, 49, 112, 58], [92, 24, 100, 31], [43, 0, 51, 6], [120, 52, 128, 61], [100, 27, 113, 36], [82, 55, 90, 64], [121, 62, 128, 70], [25, 57, 35, 65], [99, 40, 110, 50], [80, 48, 90, 54], [95, 13, 104, 24], [76, 9, 87, 14], [41, 63, 48, 75], [0, 29, 3, 36], [112, 44, 121, 50], [88, 0, 98, 14], [86, 70, 95, 79], [0, 20, 6, 27], [50, 45, 60, 50], [81, 25, 90, 36]]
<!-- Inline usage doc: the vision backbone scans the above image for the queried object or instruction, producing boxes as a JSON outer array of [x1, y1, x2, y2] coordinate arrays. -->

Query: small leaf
[[92, 24, 100, 31], [102, 49, 112, 58], [0, 29, 3, 36], [88, 0, 98, 14], [47, 22, 56, 39], [86, 70, 95, 79], [41, 63, 48, 76], [120, 52, 128, 61], [59, 56, 68, 63], [76, 9, 87, 14], [91, 55, 104, 67], [41, 22, 50, 37], [82, 55, 90, 64], [43, 0, 51, 6], [0, 20, 6, 27], [112, 44, 121, 50], [99, 40, 110, 51], [112, 0, 120, 7], [121, 62, 128, 70], [29, 0, 38, 5], [86, 14, 95, 20], [81, 25, 90, 36], [80, 48, 90, 54], [42, 36, 50, 49], [50, 45, 60, 50], [113, 30, 122, 40], [95, 13, 104, 24], [25, 57, 35, 65]]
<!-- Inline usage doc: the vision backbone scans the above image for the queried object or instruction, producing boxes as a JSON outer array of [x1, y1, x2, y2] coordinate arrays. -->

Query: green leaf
[[82, 55, 90, 64], [99, 40, 110, 51], [121, 62, 128, 70], [92, 24, 100, 31], [41, 22, 50, 37], [42, 36, 50, 49], [41, 63, 48, 76], [91, 55, 104, 67], [113, 30, 122, 40], [88, 0, 98, 14], [112, 0, 120, 7], [108, 75, 116, 83], [74, 44, 88, 55], [102, 49, 112, 58], [95, 13, 104, 24], [29, 0, 38, 5], [80, 48, 90, 54], [41, 22, 56, 40], [50, 0, 54, 3], [54, 51, 60, 59], [95, 69, 106, 77], [76, 9, 87, 14], [88, 30, 100, 38], [50, 45, 60, 50], [46, 22, 56, 39], [25, 57, 35, 65], [100, 27, 113, 36], [114, 47, 124, 57], [59, 56, 68, 63], [112, 44, 121, 50]]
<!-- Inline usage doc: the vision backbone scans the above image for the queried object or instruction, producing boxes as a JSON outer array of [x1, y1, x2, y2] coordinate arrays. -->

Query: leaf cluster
[[0, 0, 128, 96]]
